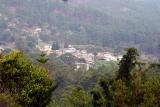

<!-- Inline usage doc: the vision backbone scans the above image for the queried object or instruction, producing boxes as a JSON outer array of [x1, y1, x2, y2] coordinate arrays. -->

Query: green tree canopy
[[0, 51, 56, 107], [117, 48, 139, 81], [61, 86, 93, 107]]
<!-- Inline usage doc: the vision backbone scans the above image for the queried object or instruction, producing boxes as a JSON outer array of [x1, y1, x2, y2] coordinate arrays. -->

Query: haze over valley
[[0, 0, 160, 56], [0, 1, 160, 107]]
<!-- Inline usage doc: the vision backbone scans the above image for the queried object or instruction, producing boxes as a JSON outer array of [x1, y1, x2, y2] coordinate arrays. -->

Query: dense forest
[[0, 0, 160, 107], [0, 48, 160, 107]]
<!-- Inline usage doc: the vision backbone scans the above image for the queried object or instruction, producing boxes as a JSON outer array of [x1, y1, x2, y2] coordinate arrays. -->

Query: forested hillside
[[0, 0, 160, 56], [0, 1, 160, 106], [1, 48, 160, 107]]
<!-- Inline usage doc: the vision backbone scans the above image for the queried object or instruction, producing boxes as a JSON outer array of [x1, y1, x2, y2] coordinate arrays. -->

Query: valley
[[0, 0, 160, 107]]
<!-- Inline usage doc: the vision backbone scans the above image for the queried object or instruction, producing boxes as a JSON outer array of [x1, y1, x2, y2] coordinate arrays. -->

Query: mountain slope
[[0, 0, 159, 55]]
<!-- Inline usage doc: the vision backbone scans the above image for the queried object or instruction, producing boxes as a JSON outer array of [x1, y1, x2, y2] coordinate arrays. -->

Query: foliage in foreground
[[51, 48, 160, 107], [0, 48, 160, 107], [0, 93, 21, 107], [0, 51, 56, 107]]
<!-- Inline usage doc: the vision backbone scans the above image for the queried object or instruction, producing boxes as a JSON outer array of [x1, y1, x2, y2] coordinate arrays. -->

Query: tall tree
[[117, 48, 139, 81]]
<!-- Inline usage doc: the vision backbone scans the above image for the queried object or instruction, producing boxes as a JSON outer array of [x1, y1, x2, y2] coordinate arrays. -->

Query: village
[[30, 27, 122, 70], [0, 27, 158, 71], [36, 36, 122, 70]]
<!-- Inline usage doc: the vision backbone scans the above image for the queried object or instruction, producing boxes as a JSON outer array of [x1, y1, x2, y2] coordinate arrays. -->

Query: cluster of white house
[[54, 45, 94, 70], [53, 45, 123, 70], [28, 27, 122, 68], [96, 52, 122, 62]]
